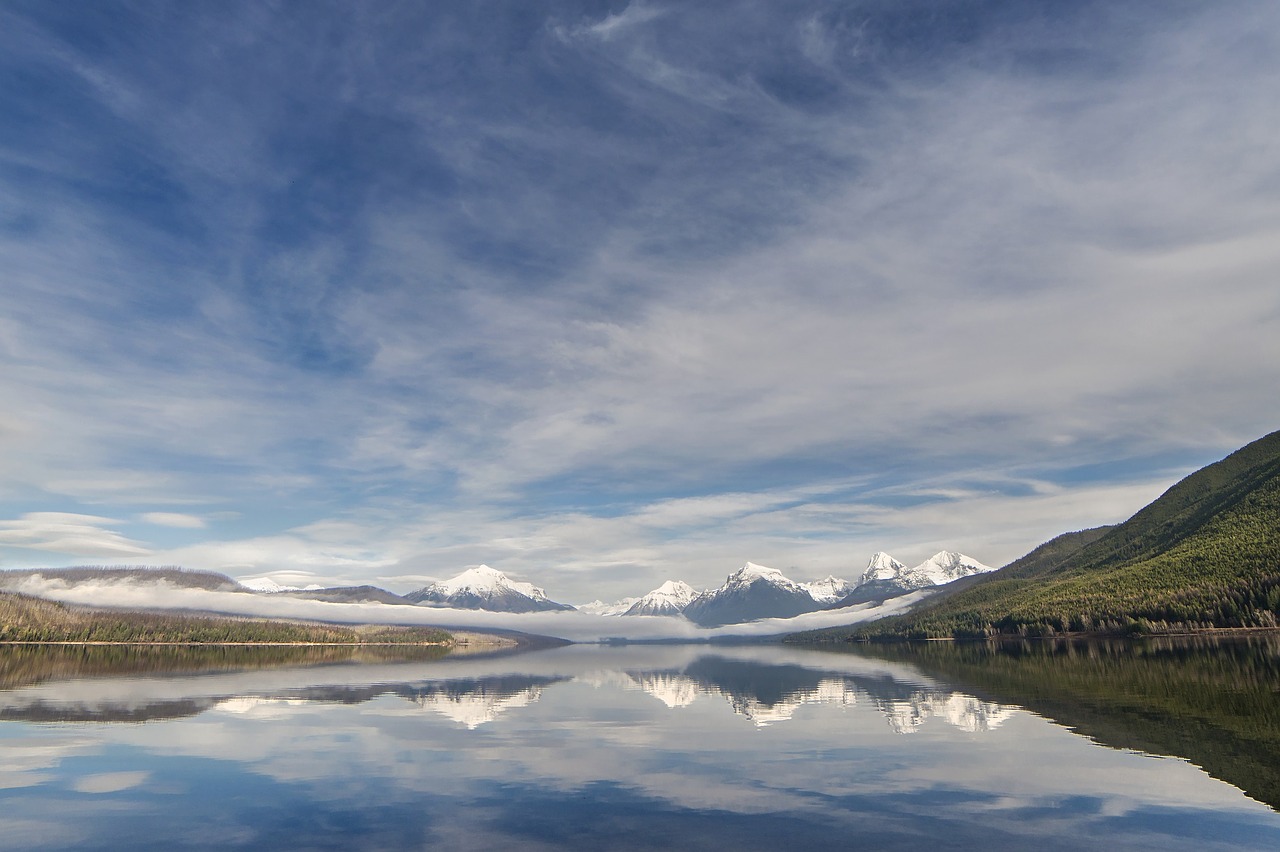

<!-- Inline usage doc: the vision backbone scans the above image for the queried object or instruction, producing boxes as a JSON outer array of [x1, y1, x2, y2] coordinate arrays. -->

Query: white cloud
[[0, 513, 151, 558], [139, 512, 206, 529]]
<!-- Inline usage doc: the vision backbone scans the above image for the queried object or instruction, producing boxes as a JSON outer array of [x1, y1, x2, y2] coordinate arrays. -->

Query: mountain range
[[836, 551, 994, 606], [0, 550, 994, 627], [605, 552, 992, 626]]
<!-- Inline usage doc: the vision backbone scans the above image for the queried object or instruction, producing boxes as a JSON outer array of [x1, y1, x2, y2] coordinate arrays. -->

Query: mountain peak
[[728, 562, 789, 584], [654, 579, 697, 596], [804, 575, 856, 604], [683, 563, 823, 626], [406, 565, 573, 613], [911, 552, 993, 586], [623, 580, 699, 617], [434, 565, 549, 601], [859, 552, 908, 584]]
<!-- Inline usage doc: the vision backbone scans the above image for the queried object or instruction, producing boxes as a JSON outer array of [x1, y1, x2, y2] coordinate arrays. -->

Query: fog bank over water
[[7, 576, 927, 642]]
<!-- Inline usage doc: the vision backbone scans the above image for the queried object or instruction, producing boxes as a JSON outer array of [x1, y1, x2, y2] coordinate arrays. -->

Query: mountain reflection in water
[[0, 645, 1011, 734], [829, 634, 1280, 810], [0, 640, 1277, 851]]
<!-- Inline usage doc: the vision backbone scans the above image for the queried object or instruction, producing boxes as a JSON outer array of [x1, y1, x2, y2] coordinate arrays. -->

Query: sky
[[2, 0, 1278, 604]]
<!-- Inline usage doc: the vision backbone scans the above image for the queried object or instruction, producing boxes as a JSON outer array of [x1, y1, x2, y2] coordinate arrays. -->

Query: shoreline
[[796, 625, 1280, 644], [0, 631, 518, 649], [0, 640, 455, 647]]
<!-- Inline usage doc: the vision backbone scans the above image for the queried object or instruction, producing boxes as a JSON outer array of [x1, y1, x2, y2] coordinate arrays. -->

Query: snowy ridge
[[803, 575, 856, 604], [857, 552, 910, 585], [723, 562, 809, 592], [433, 565, 551, 601], [577, 598, 639, 616], [239, 577, 325, 593], [910, 551, 994, 586], [405, 565, 575, 612], [624, 580, 700, 617], [853, 551, 994, 593]]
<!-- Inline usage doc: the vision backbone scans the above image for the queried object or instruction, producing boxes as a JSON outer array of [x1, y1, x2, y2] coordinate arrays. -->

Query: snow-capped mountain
[[577, 598, 639, 616], [682, 563, 824, 626], [802, 575, 857, 604], [239, 577, 326, 593], [405, 565, 575, 613], [240, 577, 293, 593], [835, 551, 995, 606], [623, 580, 700, 617], [909, 551, 994, 586], [859, 552, 910, 585]]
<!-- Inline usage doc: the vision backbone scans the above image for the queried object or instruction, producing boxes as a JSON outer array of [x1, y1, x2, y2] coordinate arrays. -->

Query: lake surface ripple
[[0, 636, 1277, 850]]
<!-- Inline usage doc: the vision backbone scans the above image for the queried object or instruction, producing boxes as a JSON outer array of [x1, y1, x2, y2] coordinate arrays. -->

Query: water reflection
[[831, 634, 1280, 810], [0, 640, 1277, 851], [0, 645, 1014, 734]]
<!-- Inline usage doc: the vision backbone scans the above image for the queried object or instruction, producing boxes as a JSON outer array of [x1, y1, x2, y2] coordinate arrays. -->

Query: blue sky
[[1, 0, 1278, 602]]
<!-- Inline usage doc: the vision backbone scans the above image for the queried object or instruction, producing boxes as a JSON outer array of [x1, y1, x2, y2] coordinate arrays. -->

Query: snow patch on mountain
[[433, 565, 550, 600], [405, 565, 574, 612], [910, 551, 995, 586], [577, 598, 639, 616], [239, 577, 324, 593], [857, 552, 910, 585], [721, 562, 811, 594], [803, 575, 856, 604], [624, 580, 700, 617], [854, 550, 994, 590]]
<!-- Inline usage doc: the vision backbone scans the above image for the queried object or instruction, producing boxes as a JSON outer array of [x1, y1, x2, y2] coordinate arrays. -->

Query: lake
[[0, 636, 1277, 850]]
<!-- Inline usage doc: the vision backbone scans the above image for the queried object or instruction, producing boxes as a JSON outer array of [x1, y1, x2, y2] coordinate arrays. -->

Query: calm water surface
[[0, 637, 1277, 850]]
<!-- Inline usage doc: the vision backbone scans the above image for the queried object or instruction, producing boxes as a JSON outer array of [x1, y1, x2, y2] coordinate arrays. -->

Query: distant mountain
[[835, 552, 909, 605], [405, 565, 575, 613], [276, 585, 414, 605], [577, 598, 639, 616], [683, 563, 823, 626], [795, 429, 1280, 641], [0, 566, 243, 593], [836, 551, 994, 606], [240, 577, 323, 593], [802, 576, 857, 604], [623, 580, 700, 617]]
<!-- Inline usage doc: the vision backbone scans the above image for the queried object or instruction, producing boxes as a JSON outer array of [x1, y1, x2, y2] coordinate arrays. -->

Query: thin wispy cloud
[[0, 513, 151, 558], [0, 2, 1277, 600]]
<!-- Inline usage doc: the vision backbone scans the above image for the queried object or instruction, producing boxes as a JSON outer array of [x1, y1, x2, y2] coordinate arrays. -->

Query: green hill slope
[[0, 592, 452, 645], [792, 430, 1280, 641]]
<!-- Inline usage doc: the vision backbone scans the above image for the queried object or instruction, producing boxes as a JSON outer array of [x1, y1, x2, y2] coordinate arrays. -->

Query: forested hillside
[[0, 592, 452, 645], [792, 430, 1280, 641]]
